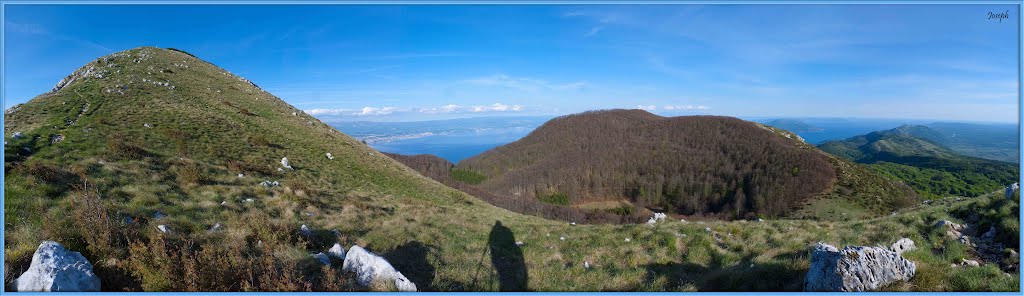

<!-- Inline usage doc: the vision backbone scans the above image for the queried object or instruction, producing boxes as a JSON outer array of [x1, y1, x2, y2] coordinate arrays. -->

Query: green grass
[[3, 47, 1018, 292]]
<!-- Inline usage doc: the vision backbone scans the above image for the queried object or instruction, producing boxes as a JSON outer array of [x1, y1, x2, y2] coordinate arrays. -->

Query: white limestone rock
[[14, 241, 101, 292], [804, 243, 916, 291], [890, 238, 916, 255], [281, 157, 293, 170], [328, 243, 346, 259], [342, 245, 417, 292]]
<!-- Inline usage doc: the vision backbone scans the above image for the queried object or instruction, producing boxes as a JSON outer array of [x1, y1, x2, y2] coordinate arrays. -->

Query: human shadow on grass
[[484, 221, 528, 291]]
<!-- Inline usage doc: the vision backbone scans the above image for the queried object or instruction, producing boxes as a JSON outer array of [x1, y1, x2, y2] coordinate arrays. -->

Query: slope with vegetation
[[2, 47, 1015, 292], [457, 110, 914, 220], [819, 125, 1019, 199]]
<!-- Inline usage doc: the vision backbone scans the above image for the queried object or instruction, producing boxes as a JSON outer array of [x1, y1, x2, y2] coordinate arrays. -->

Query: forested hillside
[[458, 110, 912, 219]]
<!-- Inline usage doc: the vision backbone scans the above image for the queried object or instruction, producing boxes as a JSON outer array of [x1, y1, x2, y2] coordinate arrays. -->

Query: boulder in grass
[[328, 243, 346, 259], [14, 241, 101, 292], [804, 243, 916, 291], [342, 245, 417, 292], [890, 238, 916, 255], [281, 157, 293, 170], [311, 252, 331, 265]]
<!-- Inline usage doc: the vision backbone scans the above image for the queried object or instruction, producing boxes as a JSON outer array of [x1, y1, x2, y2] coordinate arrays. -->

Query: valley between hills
[[3, 47, 1020, 292]]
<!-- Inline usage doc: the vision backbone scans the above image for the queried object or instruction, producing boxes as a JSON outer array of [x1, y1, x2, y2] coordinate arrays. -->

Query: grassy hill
[[818, 126, 1018, 199], [456, 110, 915, 220], [2, 47, 1016, 292]]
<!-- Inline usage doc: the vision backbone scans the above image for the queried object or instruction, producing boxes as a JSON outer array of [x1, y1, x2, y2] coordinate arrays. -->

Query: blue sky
[[3, 4, 1020, 122]]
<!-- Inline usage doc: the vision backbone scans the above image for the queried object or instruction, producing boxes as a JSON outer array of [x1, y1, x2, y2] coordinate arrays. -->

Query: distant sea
[[331, 116, 551, 164], [333, 116, 973, 163]]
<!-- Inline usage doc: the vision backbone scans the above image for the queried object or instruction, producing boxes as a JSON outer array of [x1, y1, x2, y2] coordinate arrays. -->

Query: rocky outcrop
[[14, 241, 101, 292], [342, 245, 417, 292], [935, 220, 972, 246], [804, 242, 916, 292]]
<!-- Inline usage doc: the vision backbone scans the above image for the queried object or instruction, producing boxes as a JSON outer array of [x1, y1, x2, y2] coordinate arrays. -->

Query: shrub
[[537, 192, 570, 206], [176, 163, 205, 189], [107, 134, 146, 160], [451, 168, 486, 185]]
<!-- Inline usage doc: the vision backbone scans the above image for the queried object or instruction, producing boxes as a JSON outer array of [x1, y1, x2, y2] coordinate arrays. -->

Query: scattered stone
[[244, 198, 254, 203], [281, 157, 293, 170], [12, 132, 22, 139], [704, 227, 712, 232], [890, 238, 916, 255], [260, 180, 280, 187], [515, 241, 525, 247], [311, 252, 331, 265], [326, 153, 334, 160], [157, 225, 170, 233], [50, 134, 64, 144], [679, 219, 687, 223], [14, 241, 100, 292], [570, 222, 577, 226], [343, 245, 417, 292], [935, 220, 968, 242], [143, 123, 153, 128], [238, 173, 244, 178], [220, 201, 227, 206], [757, 218, 765, 223], [583, 261, 591, 269], [277, 168, 285, 172], [960, 258, 980, 267], [208, 223, 224, 232], [624, 238, 631, 242], [647, 212, 667, 224], [559, 236, 566, 241], [300, 224, 312, 237], [329, 243, 346, 259], [804, 242, 916, 292], [1006, 183, 1019, 199], [153, 211, 167, 219]]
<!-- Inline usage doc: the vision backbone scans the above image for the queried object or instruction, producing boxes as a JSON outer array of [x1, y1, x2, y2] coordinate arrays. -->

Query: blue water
[[369, 126, 536, 163], [332, 116, 550, 163]]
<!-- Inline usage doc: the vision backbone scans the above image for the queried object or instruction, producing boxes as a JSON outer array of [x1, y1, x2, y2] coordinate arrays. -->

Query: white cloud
[[306, 108, 353, 115], [637, 105, 657, 111], [418, 103, 525, 114], [418, 104, 463, 114], [664, 105, 710, 110], [584, 26, 605, 37], [355, 106, 397, 116], [472, 103, 524, 112]]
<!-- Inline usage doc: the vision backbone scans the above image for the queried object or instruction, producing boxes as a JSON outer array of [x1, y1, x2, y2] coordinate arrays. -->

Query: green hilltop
[[819, 125, 1018, 199]]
